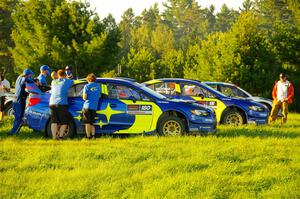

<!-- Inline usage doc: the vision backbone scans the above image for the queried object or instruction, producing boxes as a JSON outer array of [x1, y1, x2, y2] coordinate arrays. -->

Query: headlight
[[249, 105, 264, 112], [191, 109, 210, 116]]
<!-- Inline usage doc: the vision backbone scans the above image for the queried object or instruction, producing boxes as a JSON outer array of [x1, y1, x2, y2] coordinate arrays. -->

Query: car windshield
[[133, 82, 167, 100]]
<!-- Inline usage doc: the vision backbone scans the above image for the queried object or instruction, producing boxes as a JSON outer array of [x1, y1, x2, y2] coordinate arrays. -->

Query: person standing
[[49, 69, 74, 139], [37, 65, 51, 85], [269, 73, 294, 124], [82, 73, 101, 139], [0, 73, 11, 120], [9, 69, 35, 135]]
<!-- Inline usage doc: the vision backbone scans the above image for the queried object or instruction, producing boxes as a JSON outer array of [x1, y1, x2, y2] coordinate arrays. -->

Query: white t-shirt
[[277, 80, 290, 102], [0, 79, 11, 95]]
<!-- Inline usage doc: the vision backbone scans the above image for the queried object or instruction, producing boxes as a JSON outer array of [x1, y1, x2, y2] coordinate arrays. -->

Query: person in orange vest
[[269, 73, 294, 124]]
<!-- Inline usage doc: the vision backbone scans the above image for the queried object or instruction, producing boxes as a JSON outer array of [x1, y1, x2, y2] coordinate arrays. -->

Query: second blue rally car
[[143, 78, 269, 125], [24, 78, 216, 138]]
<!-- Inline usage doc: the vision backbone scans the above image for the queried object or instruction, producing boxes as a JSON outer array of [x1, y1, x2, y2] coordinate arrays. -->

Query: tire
[[46, 119, 76, 139], [157, 115, 186, 136], [4, 103, 13, 116], [221, 109, 245, 125]]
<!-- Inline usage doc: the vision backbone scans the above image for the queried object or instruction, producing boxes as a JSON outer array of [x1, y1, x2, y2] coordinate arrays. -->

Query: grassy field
[[0, 114, 299, 198]]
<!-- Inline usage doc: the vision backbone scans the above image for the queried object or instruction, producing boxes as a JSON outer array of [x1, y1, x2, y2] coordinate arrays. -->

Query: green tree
[[215, 4, 240, 32], [0, 0, 19, 78], [10, 0, 119, 77], [204, 5, 216, 33], [121, 47, 156, 82], [119, 8, 136, 59], [160, 49, 184, 78], [162, 0, 208, 49], [240, 0, 254, 12]]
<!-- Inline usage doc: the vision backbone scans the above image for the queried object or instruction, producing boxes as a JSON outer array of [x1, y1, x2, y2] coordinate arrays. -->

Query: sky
[[85, 0, 243, 22]]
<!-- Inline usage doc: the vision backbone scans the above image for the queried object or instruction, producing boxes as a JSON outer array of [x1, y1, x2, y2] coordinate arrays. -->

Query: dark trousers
[[9, 101, 26, 135]]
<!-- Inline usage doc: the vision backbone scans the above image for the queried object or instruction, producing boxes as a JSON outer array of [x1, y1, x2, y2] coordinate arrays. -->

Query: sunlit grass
[[0, 114, 299, 198]]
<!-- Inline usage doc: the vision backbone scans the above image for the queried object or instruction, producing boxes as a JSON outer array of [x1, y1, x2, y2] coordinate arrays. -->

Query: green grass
[[0, 114, 299, 198]]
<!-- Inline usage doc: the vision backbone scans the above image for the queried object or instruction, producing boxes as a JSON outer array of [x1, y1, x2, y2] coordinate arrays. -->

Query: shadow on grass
[[216, 126, 300, 139]]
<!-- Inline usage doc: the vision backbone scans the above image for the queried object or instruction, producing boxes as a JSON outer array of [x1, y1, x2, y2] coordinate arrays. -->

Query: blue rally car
[[24, 78, 216, 138], [143, 78, 269, 125]]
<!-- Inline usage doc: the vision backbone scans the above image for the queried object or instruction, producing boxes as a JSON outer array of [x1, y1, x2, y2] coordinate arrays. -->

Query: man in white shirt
[[0, 73, 11, 120], [269, 73, 294, 124]]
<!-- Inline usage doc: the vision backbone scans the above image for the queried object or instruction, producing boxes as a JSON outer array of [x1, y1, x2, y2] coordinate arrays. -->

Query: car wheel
[[46, 119, 76, 139], [158, 116, 186, 136], [4, 103, 13, 116], [222, 109, 245, 125]]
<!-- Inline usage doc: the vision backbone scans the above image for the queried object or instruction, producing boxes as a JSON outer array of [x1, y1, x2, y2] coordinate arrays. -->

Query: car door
[[179, 83, 226, 122], [103, 82, 154, 133], [92, 82, 134, 134]]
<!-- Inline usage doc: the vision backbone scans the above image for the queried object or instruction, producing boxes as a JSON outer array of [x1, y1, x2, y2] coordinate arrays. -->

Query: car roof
[[144, 78, 201, 84], [205, 82, 236, 86], [144, 78, 228, 98], [74, 77, 137, 85]]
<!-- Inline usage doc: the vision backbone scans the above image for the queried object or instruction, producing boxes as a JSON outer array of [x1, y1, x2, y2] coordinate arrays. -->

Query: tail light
[[28, 98, 41, 106]]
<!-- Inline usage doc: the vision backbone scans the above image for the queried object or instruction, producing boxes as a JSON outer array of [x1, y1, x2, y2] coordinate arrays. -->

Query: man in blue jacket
[[9, 69, 35, 135]]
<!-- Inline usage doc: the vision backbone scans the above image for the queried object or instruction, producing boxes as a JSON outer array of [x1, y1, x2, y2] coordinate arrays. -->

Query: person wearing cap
[[82, 73, 101, 139], [269, 73, 294, 124], [38, 65, 51, 85], [0, 73, 11, 120], [9, 69, 35, 135], [65, 66, 75, 79], [50, 69, 74, 139]]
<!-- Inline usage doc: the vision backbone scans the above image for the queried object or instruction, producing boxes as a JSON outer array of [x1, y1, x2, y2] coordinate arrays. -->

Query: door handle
[[110, 104, 117, 108]]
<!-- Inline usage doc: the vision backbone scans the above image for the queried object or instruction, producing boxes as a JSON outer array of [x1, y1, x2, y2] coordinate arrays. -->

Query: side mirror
[[129, 96, 137, 103]]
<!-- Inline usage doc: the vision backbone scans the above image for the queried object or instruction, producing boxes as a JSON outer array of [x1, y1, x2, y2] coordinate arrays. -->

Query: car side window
[[208, 84, 218, 91], [235, 87, 249, 98], [220, 85, 246, 98], [68, 83, 86, 97], [153, 82, 177, 95], [107, 83, 151, 101], [220, 85, 235, 97], [181, 83, 216, 98]]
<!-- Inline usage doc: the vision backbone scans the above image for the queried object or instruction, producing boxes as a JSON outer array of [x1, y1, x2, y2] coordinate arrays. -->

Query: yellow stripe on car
[[116, 100, 163, 134], [144, 80, 163, 85], [192, 96, 226, 122]]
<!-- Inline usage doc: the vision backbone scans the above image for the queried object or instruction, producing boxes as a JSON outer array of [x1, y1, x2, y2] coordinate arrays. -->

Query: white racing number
[[127, 105, 153, 115]]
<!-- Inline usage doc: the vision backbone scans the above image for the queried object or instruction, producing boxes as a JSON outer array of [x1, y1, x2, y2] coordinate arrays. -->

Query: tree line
[[0, 0, 299, 111]]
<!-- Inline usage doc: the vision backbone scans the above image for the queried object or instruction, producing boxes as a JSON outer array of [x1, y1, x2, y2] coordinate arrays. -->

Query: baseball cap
[[23, 68, 34, 76], [40, 65, 51, 72]]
